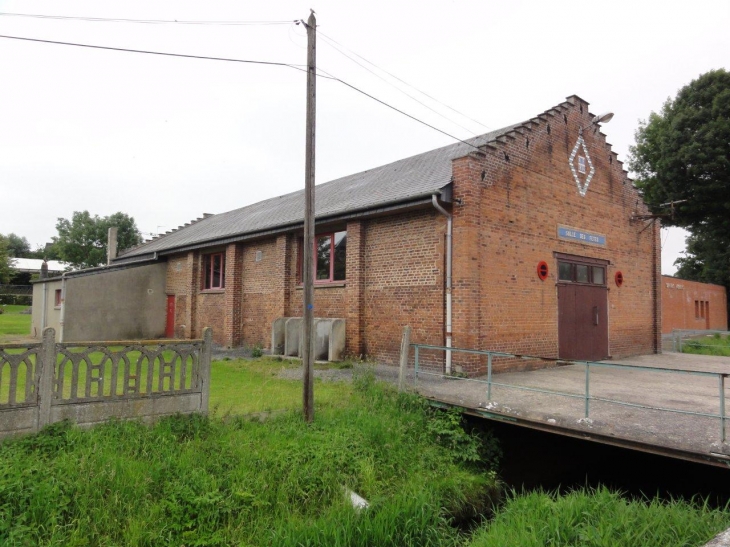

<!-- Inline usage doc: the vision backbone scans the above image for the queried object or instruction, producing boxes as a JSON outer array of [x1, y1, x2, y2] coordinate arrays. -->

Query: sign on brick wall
[[557, 225, 606, 246]]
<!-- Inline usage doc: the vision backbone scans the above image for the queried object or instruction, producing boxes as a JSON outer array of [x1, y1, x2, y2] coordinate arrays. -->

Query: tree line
[[0, 211, 142, 284]]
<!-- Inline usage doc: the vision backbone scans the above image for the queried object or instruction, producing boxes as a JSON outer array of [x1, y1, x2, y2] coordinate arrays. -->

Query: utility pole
[[302, 10, 316, 423]]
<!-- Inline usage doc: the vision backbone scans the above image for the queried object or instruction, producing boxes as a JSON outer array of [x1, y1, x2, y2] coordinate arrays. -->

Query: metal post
[[584, 363, 590, 419], [301, 10, 317, 423], [720, 374, 726, 443], [487, 353, 493, 401]]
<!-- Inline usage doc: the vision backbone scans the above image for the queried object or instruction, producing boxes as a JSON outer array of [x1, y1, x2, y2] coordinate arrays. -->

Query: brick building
[[662, 276, 727, 333], [106, 95, 660, 371]]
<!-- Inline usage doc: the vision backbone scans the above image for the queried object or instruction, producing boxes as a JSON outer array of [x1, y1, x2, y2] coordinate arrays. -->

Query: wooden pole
[[302, 10, 316, 423]]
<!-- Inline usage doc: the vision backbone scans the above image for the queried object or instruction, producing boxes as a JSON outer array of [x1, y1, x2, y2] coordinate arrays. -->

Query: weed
[[251, 344, 263, 358]]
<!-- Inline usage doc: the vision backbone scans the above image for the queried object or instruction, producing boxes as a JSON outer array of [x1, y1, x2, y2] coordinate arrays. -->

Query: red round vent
[[615, 271, 624, 287], [537, 261, 549, 281]]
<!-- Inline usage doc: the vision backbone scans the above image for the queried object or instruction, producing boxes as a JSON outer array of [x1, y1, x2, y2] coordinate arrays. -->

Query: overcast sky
[[1, 0, 727, 274]]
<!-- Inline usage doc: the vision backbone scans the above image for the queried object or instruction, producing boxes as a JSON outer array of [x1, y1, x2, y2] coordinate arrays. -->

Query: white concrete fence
[[0, 327, 212, 438]]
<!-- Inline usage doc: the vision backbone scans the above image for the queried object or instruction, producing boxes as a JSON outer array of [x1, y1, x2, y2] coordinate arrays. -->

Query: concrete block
[[314, 320, 330, 360], [329, 319, 346, 361], [284, 318, 302, 357], [271, 317, 289, 355]]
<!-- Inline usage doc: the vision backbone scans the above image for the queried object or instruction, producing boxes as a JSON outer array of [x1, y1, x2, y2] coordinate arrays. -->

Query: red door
[[558, 284, 609, 361], [556, 255, 609, 361], [165, 295, 175, 338]]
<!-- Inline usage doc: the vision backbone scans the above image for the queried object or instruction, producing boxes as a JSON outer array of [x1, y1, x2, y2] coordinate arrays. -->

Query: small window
[[202, 252, 225, 290], [576, 264, 589, 283], [557, 259, 606, 285], [558, 261, 572, 281], [695, 300, 700, 318], [54, 289, 62, 307], [591, 266, 605, 285], [578, 156, 586, 174]]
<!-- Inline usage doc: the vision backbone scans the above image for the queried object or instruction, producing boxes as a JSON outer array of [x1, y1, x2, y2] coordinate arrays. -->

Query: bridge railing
[[410, 343, 729, 444]]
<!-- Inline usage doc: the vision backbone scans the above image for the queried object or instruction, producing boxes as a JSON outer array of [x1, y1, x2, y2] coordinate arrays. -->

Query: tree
[[629, 69, 730, 318], [0, 235, 13, 284], [53, 211, 143, 269], [3, 233, 32, 258]]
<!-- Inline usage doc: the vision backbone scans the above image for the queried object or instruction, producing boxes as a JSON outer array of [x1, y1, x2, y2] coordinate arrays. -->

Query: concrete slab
[[407, 352, 730, 467]]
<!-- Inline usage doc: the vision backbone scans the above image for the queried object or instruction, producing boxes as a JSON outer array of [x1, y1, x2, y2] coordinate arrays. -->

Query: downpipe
[[41, 281, 47, 334], [59, 273, 67, 343], [432, 195, 453, 375]]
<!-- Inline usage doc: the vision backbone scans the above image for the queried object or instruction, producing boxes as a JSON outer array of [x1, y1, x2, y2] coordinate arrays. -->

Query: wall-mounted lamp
[[580, 111, 614, 135]]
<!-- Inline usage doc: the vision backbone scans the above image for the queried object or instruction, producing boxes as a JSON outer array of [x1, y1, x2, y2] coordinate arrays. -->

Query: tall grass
[[0, 371, 500, 546], [682, 333, 730, 357], [467, 487, 730, 547]]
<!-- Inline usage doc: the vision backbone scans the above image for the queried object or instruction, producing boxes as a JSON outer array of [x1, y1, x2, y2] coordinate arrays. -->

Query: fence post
[[584, 363, 591, 419], [199, 328, 212, 413], [487, 353, 493, 401], [398, 326, 411, 392], [37, 327, 56, 431], [720, 374, 726, 444]]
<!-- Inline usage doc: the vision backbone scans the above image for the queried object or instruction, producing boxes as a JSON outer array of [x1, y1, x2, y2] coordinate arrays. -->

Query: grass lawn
[[210, 357, 355, 415], [0, 304, 31, 339]]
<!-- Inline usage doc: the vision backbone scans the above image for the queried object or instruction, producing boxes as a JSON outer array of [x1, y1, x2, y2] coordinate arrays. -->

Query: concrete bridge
[[404, 345, 730, 468]]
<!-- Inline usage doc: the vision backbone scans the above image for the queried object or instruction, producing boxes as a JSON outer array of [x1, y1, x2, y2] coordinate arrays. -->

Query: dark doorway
[[557, 254, 609, 361], [165, 295, 175, 338]]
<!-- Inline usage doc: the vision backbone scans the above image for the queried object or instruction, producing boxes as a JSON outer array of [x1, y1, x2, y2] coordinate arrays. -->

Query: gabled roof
[[117, 106, 554, 260]]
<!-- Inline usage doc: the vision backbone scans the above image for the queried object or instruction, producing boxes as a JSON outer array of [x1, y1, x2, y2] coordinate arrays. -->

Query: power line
[[0, 32, 484, 152], [0, 12, 295, 26], [316, 67, 482, 151], [317, 31, 479, 136], [0, 34, 308, 72], [316, 28, 493, 132]]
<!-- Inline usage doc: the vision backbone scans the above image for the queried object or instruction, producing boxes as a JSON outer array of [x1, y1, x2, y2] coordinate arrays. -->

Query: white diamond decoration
[[568, 135, 594, 197]]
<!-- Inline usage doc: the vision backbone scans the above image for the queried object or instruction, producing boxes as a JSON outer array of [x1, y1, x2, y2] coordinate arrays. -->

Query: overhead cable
[[0, 12, 295, 25], [316, 28, 492, 132]]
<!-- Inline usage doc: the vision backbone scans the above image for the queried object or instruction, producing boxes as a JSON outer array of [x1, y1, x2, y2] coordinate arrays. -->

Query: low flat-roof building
[[661, 275, 728, 333]]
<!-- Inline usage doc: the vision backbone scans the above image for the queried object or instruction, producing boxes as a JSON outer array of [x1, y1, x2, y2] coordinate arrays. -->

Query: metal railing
[[411, 343, 729, 443], [0, 284, 32, 296], [671, 330, 730, 353]]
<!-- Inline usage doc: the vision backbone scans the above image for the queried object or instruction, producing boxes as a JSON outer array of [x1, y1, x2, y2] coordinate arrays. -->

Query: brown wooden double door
[[557, 254, 609, 361]]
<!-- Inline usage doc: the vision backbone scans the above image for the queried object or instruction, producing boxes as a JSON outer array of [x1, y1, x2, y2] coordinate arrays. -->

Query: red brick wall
[[362, 211, 445, 364], [450, 96, 659, 372], [662, 276, 728, 332], [240, 237, 287, 348]]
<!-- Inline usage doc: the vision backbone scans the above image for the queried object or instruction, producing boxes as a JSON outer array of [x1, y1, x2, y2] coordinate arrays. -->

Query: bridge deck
[[406, 352, 730, 467]]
